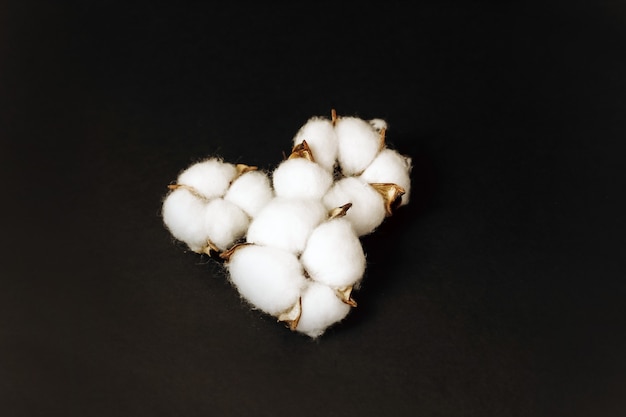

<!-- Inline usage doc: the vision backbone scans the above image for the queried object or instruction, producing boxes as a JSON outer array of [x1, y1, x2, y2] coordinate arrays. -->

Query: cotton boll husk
[[296, 281, 351, 338], [226, 245, 307, 316], [292, 117, 338, 172], [177, 158, 238, 199], [323, 177, 386, 236], [272, 158, 333, 200], [162, 188, 209, 252], [335, 116, 382, 176], [203, 198, 250, 251], [301, 218, 366, 288], [359, 148, 413, 206], [246, 197, 327, 254], [225, 170, 274, 218]]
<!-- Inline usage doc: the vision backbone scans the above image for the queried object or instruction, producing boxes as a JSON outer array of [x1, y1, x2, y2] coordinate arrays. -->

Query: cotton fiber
[[226, 244, 307, 316], [203, 198, 249, 251], [300, 217, 366, 288], [176, 158, 238, 199], [292, 116, 338, 173], [335, 116, 383, 176], [323, 177, 387, 236], [225, 170, 274, 218], [295, 281, 352, 338], [272, 158, 333, 200], [245, 197, 327, 254], [368, 118, 388, 132], [162, 187, 210, 253]]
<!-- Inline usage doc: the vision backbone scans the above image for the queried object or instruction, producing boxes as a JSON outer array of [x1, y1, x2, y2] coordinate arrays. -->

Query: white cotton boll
[[359, 148, 413, 206], [301, 218, 366, 288], [246, 197, 327, 254], [293, 117, 338, 172], [272, 158, 333, 200], [296, 281, 351, 338], [335, 116, 382, 176], [177, 158, 238, 199], [226, 245, 307, 316], [224, 170, 274, 218], [323, 177, 386, 236], [162, 188, 209, 252], [203, 198, 249, 251]]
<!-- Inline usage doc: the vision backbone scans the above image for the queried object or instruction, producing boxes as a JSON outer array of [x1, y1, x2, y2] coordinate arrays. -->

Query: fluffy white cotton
[[246, 197, 327, 254], [163, 112, 411, 338], [335, 116, 382, 176], [295, 281, 352, 338], [203, 198, 249, 251], [360, 149, 413, 206], [226, 244, 307, 316], [368, 118, 388, 132], [292, 117, 338, 172], [323, 177, 386, 236], [176, 158, 238, 200], [301, 218, 366, 288], [162, 188, 209, 252], [225, 170, 274, 218], [272, 158, 333, 200]]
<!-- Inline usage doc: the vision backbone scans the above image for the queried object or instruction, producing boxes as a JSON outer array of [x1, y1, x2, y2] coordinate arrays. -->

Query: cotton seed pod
[[272, 157, 333, 200], [359, 148, 412, 206], [245, 197, 328, 254], [203, 198, 250, 251], [225, 244, 307, 317], [161, 187, 210, 252], [323, 176, 386, 236], [224, 170, 274, 218], [335, 116, 384, 176], [292, 116, 338, 173], [288, 140, 315, 161], [295, 281, 352, 338], [300, 217, 366, 289], [176, 157, 238, 200]]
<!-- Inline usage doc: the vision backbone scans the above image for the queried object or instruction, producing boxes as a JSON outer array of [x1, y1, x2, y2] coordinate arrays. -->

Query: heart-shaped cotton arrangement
[[162, 110, 412, 338]]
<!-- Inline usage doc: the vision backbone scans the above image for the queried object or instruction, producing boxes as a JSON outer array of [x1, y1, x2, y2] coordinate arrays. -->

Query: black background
[[2, 2, 625, 416]]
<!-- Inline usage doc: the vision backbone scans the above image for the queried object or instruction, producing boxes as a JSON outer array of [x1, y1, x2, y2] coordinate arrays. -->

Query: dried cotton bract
[[161, 110, 412, 338]]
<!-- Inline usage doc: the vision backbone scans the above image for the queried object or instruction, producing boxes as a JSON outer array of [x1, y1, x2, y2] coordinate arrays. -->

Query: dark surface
[[2, 2, 625, 416]]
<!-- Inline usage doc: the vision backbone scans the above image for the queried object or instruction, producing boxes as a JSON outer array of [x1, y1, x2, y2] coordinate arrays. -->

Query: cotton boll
[[272, 158, 333, 200], [323, 177, 386, 236], [246, 197, 328, 254], [203, 198, 249, 251], [295, 281, 352, 338], [225, 170, 274, 218], [162, 188, 209, 252], [177, 158, 238, 199], [226, 244, 307, 316], [293, 117, 338, 172], [301, 218, 366, 288], [335, 116, 383, 176], [360, 148, 413, 206]]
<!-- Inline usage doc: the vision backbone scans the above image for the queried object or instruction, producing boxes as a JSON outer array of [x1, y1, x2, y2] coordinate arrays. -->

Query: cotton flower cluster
[[162, 110, 412, 338]]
